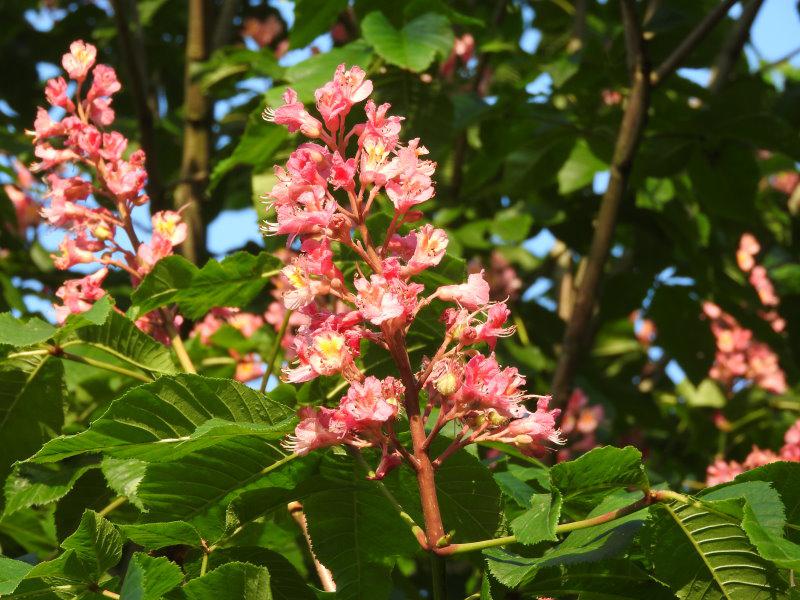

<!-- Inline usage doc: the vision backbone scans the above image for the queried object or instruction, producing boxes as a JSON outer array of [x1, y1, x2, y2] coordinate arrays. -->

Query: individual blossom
[[62, 40, 97, 81], [340, 376, 402, 430], [459, 353, 530, 418], [437, 271, 490, 310], [54, 268, 108, 323], [468, 250, 523, 302], [263, 88, 323, 139], [283, 406, 351, 455]]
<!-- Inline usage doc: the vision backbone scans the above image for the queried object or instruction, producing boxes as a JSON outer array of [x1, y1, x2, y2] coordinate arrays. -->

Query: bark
[[709, 0, 766, 93], [174, 0, 211, 264]]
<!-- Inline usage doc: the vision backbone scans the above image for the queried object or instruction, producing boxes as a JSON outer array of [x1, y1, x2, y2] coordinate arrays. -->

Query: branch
[[58, 350, 153, 383], [567, 0, 588, 54], [109, 0, 166, 212], [212, 0, 241, 50], [174, 0, 210, 264], [709, 0, 766, 93], [550, 0, 650, 405], [650, 0, 738, 86]]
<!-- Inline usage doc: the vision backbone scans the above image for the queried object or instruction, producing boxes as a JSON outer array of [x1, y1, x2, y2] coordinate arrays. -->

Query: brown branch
[[650, 0, 737, 87], [110, 0, 166, 212], [550, 0, 651, 405], [212, 0, 241, 50], [708, 0, 766, 93], [567, 0, 588, 54], [174, 0, 210, 264]]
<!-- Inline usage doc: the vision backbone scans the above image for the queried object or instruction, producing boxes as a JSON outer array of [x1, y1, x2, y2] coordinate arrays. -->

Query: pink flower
[[32, 144, 79, 171], [706, 459, 744, 487], [152, 211, 187, 246], [340, 376, 401, 428], [460, 353, 529, 418], [743, 446, 780, 470], [390, 224, 448, 275], [475, 303, 516, 349], [263, 88, 323, 138], [286, 143, 331, 185], [284, 406, 351, 455], [62, 40, 97, 81], [354, 273, 422, 326], [333, 64, 373, 105], [482, 397, 563, 448], [54, 268, 108, 323], [749, 266, 779, 307], [192, 308, 238, 345], [736, 233, 760, 272], [315, 81, 349, 132], [283, 324, 361, 383], [88, 97, 115, 126], [136, 234, 173, 274], [30, 107, 65, 140], [88, 64, 121, 100], [100, 132, 128, 161], [53, 233, 103, 269], [105, 159, 147, 201], [281, 264, 326, 310], [44, 77, 73, 110], [234, 353, 264, 382], [330, 151, 356, 190], [438, 271, 490, 310]]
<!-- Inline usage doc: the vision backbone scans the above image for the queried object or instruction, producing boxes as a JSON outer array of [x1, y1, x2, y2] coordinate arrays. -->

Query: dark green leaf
[[0, 556, 33, 595], [183, 562, 272, 600], [119, 553, 184, 600], [60, 510, 123, 580], [130, 255, 199, 314], [119, 521, 202, 550], [291, 0, 348, 48], [511, 492, 561, 546]]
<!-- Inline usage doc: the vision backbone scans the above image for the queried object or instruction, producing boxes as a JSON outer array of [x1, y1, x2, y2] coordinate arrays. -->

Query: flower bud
[[434, 371, 459, 396]]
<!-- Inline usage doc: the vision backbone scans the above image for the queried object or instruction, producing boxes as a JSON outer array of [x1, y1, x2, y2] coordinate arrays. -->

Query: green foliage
[[361, 12, 453, 72], [183, 562, 272, 600]]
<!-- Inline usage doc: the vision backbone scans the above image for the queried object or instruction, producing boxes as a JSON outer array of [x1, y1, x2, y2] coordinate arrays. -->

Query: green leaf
[[119, 553, 183, 600], [303, 482, 418, 600], [290, 0, 347, 48], [742, 502, 800, 570], [199, 547, 316, 600], [0, 313, 55, 347], [120, 521, 202, 550], [60, 510, 123, 580], [361, 12, 453, 72], [265, 41, 374, 105], [31, 374, 295, 463], [519, 560, 675, 599], [175, 251, 283, 319], [55, 295, 114, 341], [643, 496, 785, 599], [0, 556, 33, 595], [735, 462, 800, 528], [211, 111, 288, 188], [183, 562, 272, 600], [101, 457, 147, 510], [493, 471, 537, 509], [0, 355, 65, 507], [4, 456, 98, 515], [701, 480, 785, 537], [549, 446, 648, 513], [511, 492, 561, 546], [64, 310, 178, 375], [486, 491, 648, 587], [557, 140, 608, 194], [130, 255, 199, 314]]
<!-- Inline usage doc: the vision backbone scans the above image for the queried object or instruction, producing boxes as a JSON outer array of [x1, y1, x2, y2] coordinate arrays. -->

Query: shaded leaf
[[119, 553, 183, 600], [183, 562, 272, 600], [361, 12, 453, 72]]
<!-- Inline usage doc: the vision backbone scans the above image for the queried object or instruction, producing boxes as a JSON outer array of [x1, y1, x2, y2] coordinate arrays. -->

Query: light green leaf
[[643, 496, 785, 599], [735, 462, 800, 528], [511, 492, 561, 546], [130, 255, 199, 315], [557, 140, 608, 194], [55, 295, 114, 341], [31, 374, 295, 463], [175, 251, 283, 319], [0, 556, 33, 595], [211, 111, 287, 188], [63, 310, 178, 375], [120, 553, 184, 600], [183, 562, 272, 600], [120, 521, 202, 550], [101, 457, 147, 510], [0, 313, 55, 347], [742, 503, 800, 570], [60, 510, 123, 580], [361, 12, 453, 72], [550, 446, 648, 513], [4, 456, 98, 516]]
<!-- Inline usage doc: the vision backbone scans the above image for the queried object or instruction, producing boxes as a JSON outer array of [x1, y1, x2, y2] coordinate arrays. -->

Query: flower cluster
[[3, 159, 40, 236], [264, 65, 561, 474], [556, 388, 605, 462], [703, 302, 787, 395], [702, 233, 787, 395], [27, 41, 187, 335], [467, 250, 523, 302], [191, 307, 266, 382], [706, 418, 800, 486]]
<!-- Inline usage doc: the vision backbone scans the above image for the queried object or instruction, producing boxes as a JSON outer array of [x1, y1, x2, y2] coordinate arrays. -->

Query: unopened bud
[[434, 371, 459, 396], [404, 210, 424, 223], [92, 223, 112, 240], [488, 410, 506, 426]]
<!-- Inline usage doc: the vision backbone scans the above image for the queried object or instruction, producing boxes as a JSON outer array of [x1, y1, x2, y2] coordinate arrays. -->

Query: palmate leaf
[[643, 497, 787, 599], [30, 374, 295, 463]]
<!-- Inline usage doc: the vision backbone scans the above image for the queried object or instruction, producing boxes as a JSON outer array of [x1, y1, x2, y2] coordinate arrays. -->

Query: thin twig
[[550, 0, 650, 405], [163, 312, 196, 373], [709, 0, 765, 93], [98, 496, 128, 518], [650, 0, 738, 86]]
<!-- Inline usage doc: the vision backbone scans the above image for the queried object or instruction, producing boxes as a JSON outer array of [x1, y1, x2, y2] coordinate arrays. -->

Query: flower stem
[[430, 554, 447, 600], [59, 351, 153, 383], [260, 309, 292, 394]]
